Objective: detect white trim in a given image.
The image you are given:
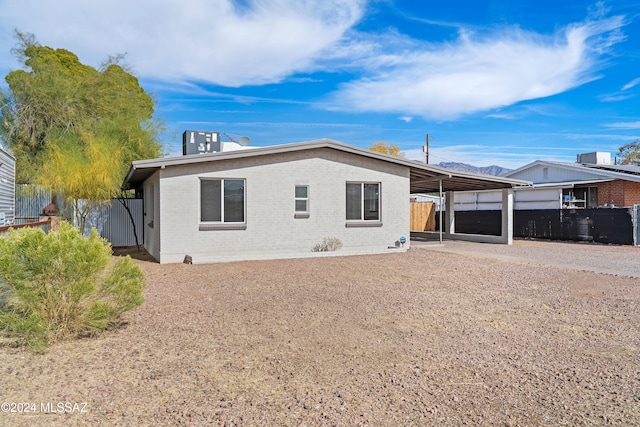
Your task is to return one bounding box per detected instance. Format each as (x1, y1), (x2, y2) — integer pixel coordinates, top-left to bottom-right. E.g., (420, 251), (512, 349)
(294, 185), (309, 216)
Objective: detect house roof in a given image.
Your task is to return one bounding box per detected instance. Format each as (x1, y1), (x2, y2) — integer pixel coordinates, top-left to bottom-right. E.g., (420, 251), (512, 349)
(123, 138), (530, 193)
(0, 146), (15, 161)
(505, 159), (640, 184)
(583, 163), (640, 177)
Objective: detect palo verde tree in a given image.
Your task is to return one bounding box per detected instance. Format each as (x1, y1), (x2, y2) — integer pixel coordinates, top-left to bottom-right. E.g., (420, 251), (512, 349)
(0, 31), (163, 233)
(369, 141), (403, 157)
(617, 139), (640, 165)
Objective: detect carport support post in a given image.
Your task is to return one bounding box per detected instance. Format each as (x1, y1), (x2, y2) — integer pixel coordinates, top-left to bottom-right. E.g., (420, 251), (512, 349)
(445, 190), (455, 235)
(501, 188), (514, 244)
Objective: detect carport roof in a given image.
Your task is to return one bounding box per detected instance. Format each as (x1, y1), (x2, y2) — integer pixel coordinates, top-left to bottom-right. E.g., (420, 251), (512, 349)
(124, 138), (530, 192)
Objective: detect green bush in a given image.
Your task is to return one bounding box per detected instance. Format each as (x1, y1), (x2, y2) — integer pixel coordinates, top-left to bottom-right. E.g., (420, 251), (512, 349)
(0, 221), (145, 351)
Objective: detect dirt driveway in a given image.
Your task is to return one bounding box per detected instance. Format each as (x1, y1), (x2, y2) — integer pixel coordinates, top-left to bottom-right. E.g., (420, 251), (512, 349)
(413, 239), (640, 278)
(1, 241), (639, 426)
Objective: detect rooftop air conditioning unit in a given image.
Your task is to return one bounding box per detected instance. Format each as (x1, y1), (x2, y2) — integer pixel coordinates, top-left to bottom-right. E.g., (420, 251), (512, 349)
(182, 131), (221, 155)
(576, 152), (611, 165)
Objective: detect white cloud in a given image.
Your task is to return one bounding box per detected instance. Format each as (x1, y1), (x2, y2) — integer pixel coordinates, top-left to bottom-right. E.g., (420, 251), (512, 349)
(599, 93), (635, 102)
(0, 0), (365, 87)
(0, 1), (629, 123)
(398, 116), (413, 123)
(485, 112), (517, 120)
(403, 145), (536, 169)
(603, 121), (640, 129)
(621, 77), (640, 91)
(329, 15), (627, 120)
(401, 131), (633, 169)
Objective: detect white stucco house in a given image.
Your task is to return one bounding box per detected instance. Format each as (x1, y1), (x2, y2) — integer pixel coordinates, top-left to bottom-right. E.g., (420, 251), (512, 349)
(123, 139), (527, 264)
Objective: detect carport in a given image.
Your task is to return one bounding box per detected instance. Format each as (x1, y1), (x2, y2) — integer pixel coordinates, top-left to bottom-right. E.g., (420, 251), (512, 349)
(408, 162), (530, 244)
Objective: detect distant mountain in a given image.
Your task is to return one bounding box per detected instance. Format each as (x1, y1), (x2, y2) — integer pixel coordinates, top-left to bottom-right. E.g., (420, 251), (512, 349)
(436, 162), (512, 177)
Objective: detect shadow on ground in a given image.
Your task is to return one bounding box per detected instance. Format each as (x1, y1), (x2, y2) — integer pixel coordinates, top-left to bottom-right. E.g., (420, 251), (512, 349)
(112, 246), (157, 263)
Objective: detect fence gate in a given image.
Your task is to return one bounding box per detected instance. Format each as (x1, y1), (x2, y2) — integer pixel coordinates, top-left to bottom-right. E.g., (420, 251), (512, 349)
(86, 199), (143, 247)
(410, 202), (436, 231)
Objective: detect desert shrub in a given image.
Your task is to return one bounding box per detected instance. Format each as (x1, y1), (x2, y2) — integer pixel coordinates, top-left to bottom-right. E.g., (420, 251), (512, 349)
(312, 237), (343, 252)
(0, 221), (144, 351)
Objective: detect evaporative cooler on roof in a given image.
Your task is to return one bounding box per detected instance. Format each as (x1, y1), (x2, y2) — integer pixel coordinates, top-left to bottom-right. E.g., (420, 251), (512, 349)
(182, 130), (221, 155)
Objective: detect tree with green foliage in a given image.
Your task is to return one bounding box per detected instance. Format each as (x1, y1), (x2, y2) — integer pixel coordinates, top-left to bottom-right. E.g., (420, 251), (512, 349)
(617, 139), (640, 165)
(0, 31), (163, 232)
(369, 141), (403, 157)
(0, 222), (145, 351)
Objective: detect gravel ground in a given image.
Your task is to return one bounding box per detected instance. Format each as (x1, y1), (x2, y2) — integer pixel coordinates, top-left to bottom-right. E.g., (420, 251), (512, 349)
(0, 240), (639, 426)
(413, 239), (640, 278)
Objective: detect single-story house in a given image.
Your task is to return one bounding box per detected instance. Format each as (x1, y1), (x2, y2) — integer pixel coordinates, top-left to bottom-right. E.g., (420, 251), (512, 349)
(123, 139), (528, 264)
(444, 152), (640, 245)
(450, 152), (640, 211)
(0, 146), (16, 226)
(503, 152), (640, 208)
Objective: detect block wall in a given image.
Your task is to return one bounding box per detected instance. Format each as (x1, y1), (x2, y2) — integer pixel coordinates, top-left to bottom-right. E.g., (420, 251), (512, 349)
(597, 180), (640, 207)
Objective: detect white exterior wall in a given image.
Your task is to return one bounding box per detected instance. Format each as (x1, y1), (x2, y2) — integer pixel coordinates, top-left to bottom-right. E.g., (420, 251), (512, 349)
(453, 188), (562, 211)
(142, 172), (161, 261)
(507, 164), (605, 184)
(154, 148), (409, 263)
(0, 148), (16, 225)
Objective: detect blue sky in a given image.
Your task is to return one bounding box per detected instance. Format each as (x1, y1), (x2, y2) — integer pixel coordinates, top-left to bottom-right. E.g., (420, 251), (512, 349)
(0, 0), (638, 168)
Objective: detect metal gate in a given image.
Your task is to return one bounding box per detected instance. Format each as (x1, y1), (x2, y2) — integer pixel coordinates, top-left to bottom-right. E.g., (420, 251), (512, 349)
(14, 187), (143, 247)
(15, 184), (51, 224)
(90, 199), (143, 247)
(634, 205), (640, 246)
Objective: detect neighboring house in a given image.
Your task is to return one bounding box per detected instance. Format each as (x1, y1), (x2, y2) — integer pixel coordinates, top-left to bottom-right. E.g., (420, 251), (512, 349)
(504, 152), (640, 208)
(0, 146), (16, 226)
(452, 152), (640, 211)
(448, 152), (640, 245)
(123, 138), (527, 264)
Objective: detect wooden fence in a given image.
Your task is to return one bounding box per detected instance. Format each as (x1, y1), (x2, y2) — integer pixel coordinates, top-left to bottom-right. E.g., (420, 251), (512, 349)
(410, 201), (436, 232)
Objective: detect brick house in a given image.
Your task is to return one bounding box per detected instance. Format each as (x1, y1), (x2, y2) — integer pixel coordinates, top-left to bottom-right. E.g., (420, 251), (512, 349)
(590, 171), (640, 207)
(503, 153), (640, 208)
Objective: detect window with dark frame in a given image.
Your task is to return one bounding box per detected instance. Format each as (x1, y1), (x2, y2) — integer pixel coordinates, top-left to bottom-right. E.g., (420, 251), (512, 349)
(346, 182), (380, 221)
(200, 178), (245, 223)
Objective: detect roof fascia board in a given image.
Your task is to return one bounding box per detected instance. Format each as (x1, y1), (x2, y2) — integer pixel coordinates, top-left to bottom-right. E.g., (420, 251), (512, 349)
(124, 138), (529, 189)
(525, 179), (614, 188)
(505, 160), (638, 181)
